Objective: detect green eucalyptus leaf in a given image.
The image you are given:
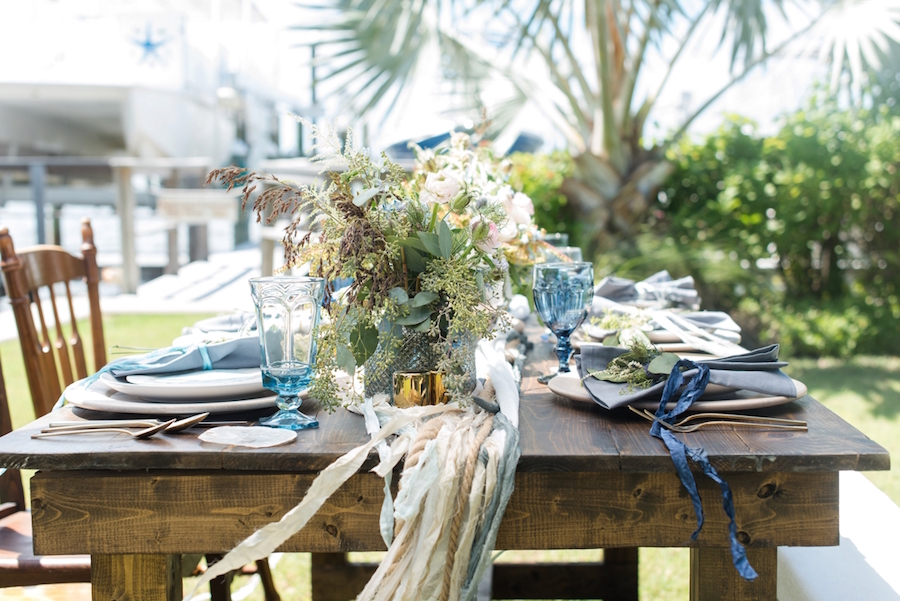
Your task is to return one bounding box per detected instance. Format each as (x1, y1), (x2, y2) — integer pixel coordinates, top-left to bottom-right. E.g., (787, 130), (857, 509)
(417, 232), (442, 257)
(389, 287), (409, 304)
(648, 352), (680, 375)
(352, 186), (379, 207)
(602, 335), (619, 347)
(438, 220), (452, 259)
(399, 236), (427, 252)
(349, 322), (379, 365)
(411, 318), (432, 332)
(393, 305), (432, 325)
(409, 290), (439, 307)
(403, 246), (426, 273)
(475, 270), (485, 292)
(587, 368), (629, 383)
(336, 343), (357, 374)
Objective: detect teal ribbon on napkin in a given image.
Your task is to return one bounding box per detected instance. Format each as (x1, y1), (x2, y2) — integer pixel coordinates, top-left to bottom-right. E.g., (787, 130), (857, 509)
(80, 337), (260, 391)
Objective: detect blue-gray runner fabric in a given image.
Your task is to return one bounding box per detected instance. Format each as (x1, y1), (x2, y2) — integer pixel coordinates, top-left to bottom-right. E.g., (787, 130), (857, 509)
(577, 344), (797, 410)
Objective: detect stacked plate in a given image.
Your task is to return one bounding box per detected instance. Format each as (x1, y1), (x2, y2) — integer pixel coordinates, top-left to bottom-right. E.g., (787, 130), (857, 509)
(64, 368), (284, 415)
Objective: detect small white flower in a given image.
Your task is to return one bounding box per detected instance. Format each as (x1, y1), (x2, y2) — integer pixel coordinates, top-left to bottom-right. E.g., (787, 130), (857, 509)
(422, 170), (460, 205)
(495, 185), (535, 226)
(497, 219), (519, 243)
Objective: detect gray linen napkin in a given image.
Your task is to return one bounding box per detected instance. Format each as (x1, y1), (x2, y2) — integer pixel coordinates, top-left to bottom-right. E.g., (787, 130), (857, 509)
(576, 344), (798, 410)
(674, 311), (741, 333)
(108, 337), (260, 378)
(593, 270), (699, 308)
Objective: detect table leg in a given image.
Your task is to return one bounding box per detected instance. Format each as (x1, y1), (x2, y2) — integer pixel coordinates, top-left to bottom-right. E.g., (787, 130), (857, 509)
(689, 547), (776, 601)
(92, 554), (182, 601)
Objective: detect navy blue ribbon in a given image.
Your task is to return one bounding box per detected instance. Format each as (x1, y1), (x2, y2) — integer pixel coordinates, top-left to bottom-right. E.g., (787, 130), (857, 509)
(649, 359), (758, 581)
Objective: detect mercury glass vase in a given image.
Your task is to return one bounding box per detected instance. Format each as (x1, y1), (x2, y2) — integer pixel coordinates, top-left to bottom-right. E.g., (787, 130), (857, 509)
(250, 276), (326, 430)
(364, 323), (476, 402)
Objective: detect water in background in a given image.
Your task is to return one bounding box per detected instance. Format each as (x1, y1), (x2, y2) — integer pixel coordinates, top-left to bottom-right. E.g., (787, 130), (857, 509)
(0, 200), (263, 270)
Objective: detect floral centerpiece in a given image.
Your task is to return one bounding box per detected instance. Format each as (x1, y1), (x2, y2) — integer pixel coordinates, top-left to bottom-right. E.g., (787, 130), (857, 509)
(411, 131), (571, 297)
(209, 123), (512, 410)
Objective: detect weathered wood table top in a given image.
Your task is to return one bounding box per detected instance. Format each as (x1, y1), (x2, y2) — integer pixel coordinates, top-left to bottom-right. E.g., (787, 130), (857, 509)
(0, 330), (889, 601)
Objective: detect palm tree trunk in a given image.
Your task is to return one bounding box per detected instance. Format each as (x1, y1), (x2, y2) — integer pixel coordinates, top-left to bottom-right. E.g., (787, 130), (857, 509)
(561, 153), (673, 253)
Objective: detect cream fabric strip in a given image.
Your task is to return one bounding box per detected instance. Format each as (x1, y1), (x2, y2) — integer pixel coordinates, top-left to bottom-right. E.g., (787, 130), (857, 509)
(184, 402), (455, 600)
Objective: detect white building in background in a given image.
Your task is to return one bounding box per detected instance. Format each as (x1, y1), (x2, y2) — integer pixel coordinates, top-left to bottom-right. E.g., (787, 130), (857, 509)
(0, 0), (313, 165)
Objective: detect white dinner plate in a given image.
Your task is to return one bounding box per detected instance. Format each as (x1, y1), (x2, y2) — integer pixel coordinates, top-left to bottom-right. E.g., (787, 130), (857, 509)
(547, 371), (807, 413)
(583, 326), (682, 344)
(99, 368), (267, 402)
(65, 378), (279, 415)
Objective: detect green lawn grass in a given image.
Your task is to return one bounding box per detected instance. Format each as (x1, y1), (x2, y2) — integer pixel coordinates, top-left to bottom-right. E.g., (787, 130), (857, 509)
(4, 320), (894, 600)
(786, 357), (900, 502)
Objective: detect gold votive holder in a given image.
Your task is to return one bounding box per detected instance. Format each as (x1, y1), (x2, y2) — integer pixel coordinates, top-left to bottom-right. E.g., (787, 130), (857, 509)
(391, 371), (454, 407)
(429, 371), (450, 405)
(392, 372), (432, 408)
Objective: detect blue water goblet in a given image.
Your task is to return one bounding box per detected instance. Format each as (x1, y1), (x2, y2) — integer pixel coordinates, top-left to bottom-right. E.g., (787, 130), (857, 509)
(250, 276), (326, 430)
(532, 262), (594, 384)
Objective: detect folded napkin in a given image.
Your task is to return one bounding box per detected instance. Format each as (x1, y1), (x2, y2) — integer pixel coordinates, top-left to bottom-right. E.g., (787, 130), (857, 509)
(671, 311), (741, 334)
(593, 270), (699, 309)
(576, 344), (798, 410)
(107, 337), (260, 378)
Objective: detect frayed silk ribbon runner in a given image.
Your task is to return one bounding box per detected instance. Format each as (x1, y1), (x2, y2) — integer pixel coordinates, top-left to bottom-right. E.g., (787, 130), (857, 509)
(649, 358), (758, 581)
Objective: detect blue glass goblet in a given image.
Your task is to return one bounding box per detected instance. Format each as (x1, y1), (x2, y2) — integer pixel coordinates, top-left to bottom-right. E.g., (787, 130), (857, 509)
(532, 262), (594, 384)
(250, 276), (326, 430)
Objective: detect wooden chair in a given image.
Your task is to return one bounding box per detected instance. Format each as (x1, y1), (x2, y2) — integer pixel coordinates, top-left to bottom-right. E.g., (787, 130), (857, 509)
(0, 219), (106, 417)
(0, 348), (92, 587)
(0, 220), (281, 601)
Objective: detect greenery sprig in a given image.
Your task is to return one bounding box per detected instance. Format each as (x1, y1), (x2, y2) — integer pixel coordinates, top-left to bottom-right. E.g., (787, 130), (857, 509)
(585, 340), (680, 393)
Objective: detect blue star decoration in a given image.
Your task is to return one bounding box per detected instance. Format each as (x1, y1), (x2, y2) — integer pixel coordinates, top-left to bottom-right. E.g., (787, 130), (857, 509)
(132, 23), (170, 65)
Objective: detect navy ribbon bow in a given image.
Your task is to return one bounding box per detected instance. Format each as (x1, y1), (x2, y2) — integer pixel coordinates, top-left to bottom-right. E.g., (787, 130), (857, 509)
(650, 358), (758, 581)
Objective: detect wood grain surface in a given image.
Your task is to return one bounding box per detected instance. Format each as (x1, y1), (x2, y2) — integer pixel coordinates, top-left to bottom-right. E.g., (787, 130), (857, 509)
(91, 554), (181, 601)
(0, 326), (888, 474)
(31, 470), (837, 555)
(690, 547), (777, 601)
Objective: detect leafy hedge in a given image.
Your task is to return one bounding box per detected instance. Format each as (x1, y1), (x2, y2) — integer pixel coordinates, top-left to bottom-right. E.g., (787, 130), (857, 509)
(508, 151), (581, 247)
(518, 93), (900, 357)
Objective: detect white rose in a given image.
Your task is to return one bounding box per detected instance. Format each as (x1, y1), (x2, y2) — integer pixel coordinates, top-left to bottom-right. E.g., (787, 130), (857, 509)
(497, 219), (519, 243)
(422, 170), (460, 205)
(505, 192), (535, 225)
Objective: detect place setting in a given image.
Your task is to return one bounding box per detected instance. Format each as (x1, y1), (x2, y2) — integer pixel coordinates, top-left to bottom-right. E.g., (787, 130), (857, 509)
(31, 276), (330, 447)
(535, 263), (809, 424)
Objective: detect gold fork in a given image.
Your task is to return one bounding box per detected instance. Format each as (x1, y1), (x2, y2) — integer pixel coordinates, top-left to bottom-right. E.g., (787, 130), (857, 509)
(628, 406), (808, 433)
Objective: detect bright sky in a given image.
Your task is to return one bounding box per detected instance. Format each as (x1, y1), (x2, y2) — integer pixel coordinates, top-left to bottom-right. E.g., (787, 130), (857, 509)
(0, 0), (836, 154)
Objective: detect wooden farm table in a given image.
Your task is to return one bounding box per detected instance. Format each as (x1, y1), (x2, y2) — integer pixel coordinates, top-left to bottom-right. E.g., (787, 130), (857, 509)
(0, 334), (888, 601)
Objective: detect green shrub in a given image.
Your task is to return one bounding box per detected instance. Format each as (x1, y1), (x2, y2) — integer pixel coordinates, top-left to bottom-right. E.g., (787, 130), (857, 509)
(508, 151), (581, 247)
(651, 94), (900, 357)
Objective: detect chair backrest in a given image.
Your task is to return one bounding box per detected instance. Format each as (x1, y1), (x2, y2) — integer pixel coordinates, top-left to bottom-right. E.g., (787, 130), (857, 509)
(0, 351), (25, 512)
(0, 219), (106, 417)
